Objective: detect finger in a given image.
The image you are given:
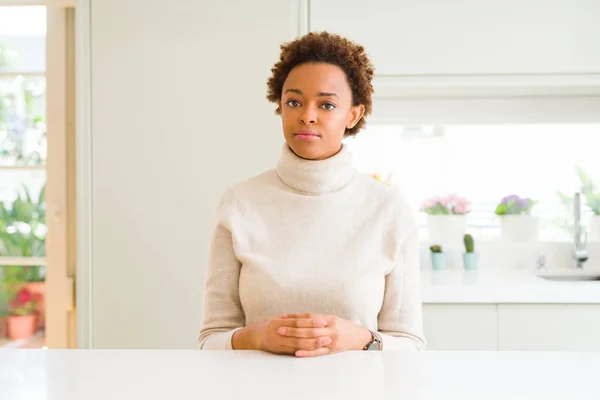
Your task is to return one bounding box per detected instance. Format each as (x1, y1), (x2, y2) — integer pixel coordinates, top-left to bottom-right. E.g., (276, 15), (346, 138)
(295, 347), (332, 358)
(272, 345), (299, 355)
(280, 335), (332, 350)
(279, 318), (328, 328)
(261, 339), (298, 355)
(277, 326), (330, 338)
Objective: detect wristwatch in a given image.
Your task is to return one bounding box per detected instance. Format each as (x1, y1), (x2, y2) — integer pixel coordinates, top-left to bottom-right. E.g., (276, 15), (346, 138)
(363, 330), (382, 351)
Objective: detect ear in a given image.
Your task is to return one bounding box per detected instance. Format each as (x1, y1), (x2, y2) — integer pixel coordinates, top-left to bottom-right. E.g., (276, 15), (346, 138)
(346, 104), (365, 130)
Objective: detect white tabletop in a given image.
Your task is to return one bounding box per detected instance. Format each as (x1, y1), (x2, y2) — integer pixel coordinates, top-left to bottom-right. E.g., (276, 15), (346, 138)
(1, 349), (599, 399)
(421, 268), (600, 303)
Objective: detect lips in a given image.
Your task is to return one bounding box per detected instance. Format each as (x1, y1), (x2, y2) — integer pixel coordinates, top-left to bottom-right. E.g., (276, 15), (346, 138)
(295, 130), (320, 137)
(294, 130), (321, 142)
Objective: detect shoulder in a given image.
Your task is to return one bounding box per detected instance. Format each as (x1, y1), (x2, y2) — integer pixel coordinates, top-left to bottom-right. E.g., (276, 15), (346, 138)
(216, 169), (279, 210)
(221, 169), (277, 199)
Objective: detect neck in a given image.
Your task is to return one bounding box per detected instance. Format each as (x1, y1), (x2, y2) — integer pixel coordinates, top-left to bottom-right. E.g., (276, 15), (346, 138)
(275, 142), (355, 195)
(292, 145), (342, 161)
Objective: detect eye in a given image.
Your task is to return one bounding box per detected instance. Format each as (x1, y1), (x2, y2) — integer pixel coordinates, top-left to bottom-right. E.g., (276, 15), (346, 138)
(285, 99), (301, 108)
(321, 103), (336, 111)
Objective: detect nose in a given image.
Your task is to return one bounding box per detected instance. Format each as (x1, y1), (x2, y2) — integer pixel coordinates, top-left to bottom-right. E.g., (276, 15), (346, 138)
(299, 106), (317, 125)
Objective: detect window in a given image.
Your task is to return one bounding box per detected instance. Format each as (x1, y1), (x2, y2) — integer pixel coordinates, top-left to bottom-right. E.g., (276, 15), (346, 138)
(0, 5), (47, 345)
(0, 5), (47, 239)
(345, 123), (600, 241)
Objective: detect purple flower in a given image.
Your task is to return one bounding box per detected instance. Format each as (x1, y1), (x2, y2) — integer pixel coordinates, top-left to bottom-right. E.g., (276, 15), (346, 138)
(497, 194), (535, 215)
(501, 195), (519, 205)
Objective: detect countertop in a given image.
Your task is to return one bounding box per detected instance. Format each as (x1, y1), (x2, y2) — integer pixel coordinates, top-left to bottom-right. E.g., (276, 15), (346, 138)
(421, 268), (600, 304)
(1, 349), (599, 399)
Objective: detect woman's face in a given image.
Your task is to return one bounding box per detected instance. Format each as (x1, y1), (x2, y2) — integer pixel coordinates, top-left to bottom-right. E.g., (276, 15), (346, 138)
(280, 62), (365, 160)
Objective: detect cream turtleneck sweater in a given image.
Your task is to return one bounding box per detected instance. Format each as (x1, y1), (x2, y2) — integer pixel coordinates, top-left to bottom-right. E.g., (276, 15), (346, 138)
(198, 143), (426, 351)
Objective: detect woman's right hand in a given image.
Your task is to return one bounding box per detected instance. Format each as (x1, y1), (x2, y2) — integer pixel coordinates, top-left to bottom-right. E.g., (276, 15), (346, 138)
(232, 316), (332, 355)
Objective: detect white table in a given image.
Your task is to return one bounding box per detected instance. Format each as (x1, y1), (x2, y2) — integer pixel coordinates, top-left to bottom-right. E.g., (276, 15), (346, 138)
(1, 349), (599, 399)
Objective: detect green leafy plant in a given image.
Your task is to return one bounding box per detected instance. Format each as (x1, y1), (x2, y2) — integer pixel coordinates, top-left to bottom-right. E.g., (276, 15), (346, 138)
(464, 234), (474, 253)
(0, 183), (46, 256)
(557, 165), (600, 215)
(0, 284), (9, 321)
(429, 244), (443, 253)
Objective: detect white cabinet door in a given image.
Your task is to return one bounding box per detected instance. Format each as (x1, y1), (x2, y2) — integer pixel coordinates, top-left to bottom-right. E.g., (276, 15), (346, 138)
(423, 304), (498, 350)
(498, 304), (600, 351)
(310, 0), (600, 77)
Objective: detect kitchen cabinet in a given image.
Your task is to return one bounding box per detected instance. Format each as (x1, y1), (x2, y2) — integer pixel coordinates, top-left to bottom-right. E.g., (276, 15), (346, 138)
(424, 303), (600, 351)
(498, 304), (600, 351)
(423, 304), (497, 350)
(309, 0), (600, 97)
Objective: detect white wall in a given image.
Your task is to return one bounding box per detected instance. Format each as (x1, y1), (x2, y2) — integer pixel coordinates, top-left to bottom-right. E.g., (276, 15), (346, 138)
(90, 0), (300, 348)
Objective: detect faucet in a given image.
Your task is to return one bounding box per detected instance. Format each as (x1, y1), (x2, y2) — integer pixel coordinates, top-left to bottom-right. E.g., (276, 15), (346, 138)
(573, 190), (589, 268)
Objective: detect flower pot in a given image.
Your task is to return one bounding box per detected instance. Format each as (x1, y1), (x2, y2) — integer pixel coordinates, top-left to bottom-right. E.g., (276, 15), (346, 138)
(499, 215), (539, 241)
(427, 215), (467, 249)
(589, 215), (600, 241)
(24, 282), (45, 329)
(7, 315), (37, 340)
(463, 253), (479, 270)
(1, 316), (8, 338)
(431, 253), (447, 270)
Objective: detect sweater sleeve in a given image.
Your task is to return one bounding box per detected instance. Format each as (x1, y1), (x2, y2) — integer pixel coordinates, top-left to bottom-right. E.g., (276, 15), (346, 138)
(377, 191), (427, 351)
(198, 189), (246, 350)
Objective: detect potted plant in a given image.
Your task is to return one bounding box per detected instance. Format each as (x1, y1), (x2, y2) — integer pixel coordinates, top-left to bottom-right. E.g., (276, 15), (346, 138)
(7, 287), (37, 339)
(463, 234), (478, 270)
(430, 245), (446, 270)
(495, 194), (539, 241)
(1, 265), (45, 333)
(0, 184), (46, 331)
(422, 193), (471, 249)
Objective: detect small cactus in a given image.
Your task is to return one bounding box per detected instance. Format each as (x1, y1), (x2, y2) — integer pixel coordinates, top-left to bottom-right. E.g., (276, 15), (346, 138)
(430, 244), (443, 253)
(464, 234), (474, 253)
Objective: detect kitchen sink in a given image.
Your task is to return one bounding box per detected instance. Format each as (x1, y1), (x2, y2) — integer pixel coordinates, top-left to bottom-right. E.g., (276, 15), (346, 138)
(536, 269), (600, 281)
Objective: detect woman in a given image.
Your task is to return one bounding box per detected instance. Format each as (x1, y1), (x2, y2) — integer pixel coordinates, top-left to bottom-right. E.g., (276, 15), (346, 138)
(198, 32), (426, 357)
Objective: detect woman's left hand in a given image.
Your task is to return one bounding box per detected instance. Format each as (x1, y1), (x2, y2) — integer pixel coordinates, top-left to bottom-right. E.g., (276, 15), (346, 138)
(277, 313), (373, 358)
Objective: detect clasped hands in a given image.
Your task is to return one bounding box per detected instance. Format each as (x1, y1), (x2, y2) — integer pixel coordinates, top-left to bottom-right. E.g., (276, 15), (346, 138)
(235, 313), (373, 358)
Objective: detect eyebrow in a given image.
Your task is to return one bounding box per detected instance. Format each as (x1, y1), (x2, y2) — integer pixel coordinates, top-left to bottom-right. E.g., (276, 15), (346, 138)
(284, 89), (339, 98)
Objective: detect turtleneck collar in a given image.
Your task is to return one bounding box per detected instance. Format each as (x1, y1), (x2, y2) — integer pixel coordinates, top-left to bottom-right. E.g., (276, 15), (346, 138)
(275, 142), (356, 195)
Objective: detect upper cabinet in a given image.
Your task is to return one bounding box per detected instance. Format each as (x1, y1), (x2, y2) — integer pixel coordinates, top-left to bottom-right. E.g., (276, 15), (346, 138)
(309, 0), (600, 97)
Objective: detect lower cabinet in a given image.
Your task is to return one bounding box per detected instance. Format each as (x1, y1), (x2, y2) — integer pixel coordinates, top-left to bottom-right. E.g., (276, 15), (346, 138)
(497, 304), (600, 351)
(423, 304), (600, 351)
(423, 304), (498, 350)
